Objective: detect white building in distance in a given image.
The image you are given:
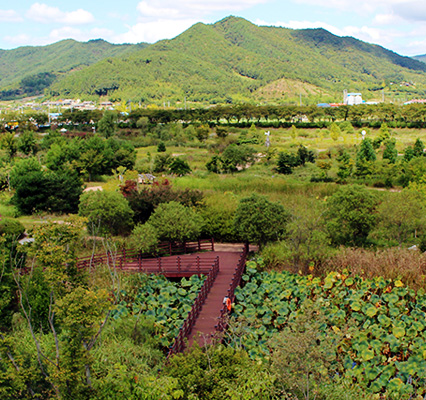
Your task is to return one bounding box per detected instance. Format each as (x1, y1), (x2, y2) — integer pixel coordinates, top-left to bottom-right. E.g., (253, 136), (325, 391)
(344, 92), (363, 105)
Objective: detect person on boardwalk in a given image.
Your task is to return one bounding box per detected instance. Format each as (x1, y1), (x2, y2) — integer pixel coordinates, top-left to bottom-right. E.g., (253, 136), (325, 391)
(223, 296), (232, 312)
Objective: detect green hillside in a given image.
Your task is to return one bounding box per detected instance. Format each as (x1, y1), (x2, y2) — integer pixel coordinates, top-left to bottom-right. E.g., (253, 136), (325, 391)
(413, 54), (426, 63)
(0, 39), (147, 99)
(7, 16), (426, 104)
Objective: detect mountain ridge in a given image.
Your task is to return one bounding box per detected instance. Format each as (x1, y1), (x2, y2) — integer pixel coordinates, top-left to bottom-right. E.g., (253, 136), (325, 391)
(2, 16), (426, 104)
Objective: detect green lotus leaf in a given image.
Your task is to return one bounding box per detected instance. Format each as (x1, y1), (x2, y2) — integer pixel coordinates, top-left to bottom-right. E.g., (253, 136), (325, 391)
(363, 304), (378, 318)
(350, 301), (362, 311)
(180, 277), (191, 287)
(277, 304), (289, 316)
(378, 314), (392, 328)
(364, 364), (380, 381)
(386, 378), (404, 392)
(360, 347), (375, 361)
(392, 324), (406, 338)
(345, 277), (354, 286)
(406, 325), (418, 339)
(369, 379), (385, 393)
(389, 306), (400, 317)
(274, 315), (287, 327)
(145, 309), (156, 317)
(383, 292), (399, 304)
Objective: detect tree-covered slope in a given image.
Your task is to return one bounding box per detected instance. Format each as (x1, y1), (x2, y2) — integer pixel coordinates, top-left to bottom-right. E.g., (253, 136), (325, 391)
(413, 54), (426, 64)
(0, 39), (147, 99)
(37, 17), (426, 103)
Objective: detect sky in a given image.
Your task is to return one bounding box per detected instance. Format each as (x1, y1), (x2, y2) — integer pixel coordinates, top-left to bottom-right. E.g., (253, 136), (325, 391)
(1, 0), (426, 56)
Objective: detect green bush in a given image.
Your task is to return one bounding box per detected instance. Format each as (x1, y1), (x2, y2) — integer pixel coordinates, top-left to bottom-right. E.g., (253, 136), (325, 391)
(0, 218), (25, 238)
(79, 191), (134, 236)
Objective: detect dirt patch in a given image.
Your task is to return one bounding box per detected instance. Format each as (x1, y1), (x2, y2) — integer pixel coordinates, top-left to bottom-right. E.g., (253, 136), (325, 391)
(214, 243), (258, 252)
(83, 186), (103, 192)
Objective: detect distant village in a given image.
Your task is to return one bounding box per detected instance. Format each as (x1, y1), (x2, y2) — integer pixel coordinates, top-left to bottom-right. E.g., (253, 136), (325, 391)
(2, 91), (426, 117)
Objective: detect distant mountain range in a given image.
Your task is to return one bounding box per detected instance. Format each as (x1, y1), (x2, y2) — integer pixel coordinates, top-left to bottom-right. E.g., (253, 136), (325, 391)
(413, 54), (426, 64)
(0, 39), (146, 100)
(2, 16), (426, 104)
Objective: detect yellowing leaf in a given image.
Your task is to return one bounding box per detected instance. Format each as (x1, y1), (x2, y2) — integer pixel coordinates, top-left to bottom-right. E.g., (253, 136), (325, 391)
(394, 280), (404, 287)
(332, 325), (340, 334)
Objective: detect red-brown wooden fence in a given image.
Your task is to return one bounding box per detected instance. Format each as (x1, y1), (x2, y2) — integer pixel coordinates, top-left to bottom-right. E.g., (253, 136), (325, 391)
(215, 243), (249, 333)
(166, 256), (220, 360)
(76, 238), (214, 271)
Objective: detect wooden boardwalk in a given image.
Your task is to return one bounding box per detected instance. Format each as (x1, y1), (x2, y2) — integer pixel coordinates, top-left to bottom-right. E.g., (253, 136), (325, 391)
(187, 251), (241, 347)
(76, 242), (249, 356)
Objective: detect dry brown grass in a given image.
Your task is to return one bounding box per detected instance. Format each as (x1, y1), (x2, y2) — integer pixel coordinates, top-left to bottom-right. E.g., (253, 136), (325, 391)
(324, 247), (426, 290)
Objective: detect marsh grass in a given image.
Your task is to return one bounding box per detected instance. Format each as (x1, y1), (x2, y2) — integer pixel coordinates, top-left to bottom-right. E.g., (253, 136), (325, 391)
(325, 247), (426, 291)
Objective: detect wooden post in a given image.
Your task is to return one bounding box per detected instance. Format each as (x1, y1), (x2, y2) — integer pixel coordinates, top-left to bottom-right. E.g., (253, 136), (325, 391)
(177, 256), (181, 274)
(196, 256), (200, 276)
(169, 241), (172, 256)
(211, 237), (214, 251)
(198, 238), (201, 251)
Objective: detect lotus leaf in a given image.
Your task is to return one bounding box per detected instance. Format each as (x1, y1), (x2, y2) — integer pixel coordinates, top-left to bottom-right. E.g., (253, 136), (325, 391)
(377, 317), (392, 332)
(386, 377), (404, 392)
(389, 306), (400, 317)
(350, 301), (362, 311)
(363, 304), (378, 318)
(392, 324), (406, 338)
(383, 292), (399, 304)
(274, 316), (286, 327)
(360, 347), (375, 361)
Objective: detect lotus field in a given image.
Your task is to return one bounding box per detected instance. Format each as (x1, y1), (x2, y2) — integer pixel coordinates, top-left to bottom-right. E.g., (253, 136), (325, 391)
(113, 273), (206, 347)
(231, 260), (426, 396)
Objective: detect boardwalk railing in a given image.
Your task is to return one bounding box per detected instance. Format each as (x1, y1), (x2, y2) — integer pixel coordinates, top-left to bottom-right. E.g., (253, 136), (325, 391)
(167, 256), (220, 360)
(215, 242), (249, 333)
(76, 238), (214, 270)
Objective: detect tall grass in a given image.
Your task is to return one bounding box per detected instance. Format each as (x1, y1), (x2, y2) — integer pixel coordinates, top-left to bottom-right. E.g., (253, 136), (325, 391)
(325, 247), (426, 291)
(174, 174), (338, 201)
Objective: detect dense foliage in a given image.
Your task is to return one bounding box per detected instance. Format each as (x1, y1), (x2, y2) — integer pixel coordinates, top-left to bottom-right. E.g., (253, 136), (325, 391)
(232, 259), (426, 397)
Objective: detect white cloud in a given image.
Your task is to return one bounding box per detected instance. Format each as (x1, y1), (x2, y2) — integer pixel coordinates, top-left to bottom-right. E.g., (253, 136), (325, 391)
(116, 0), (268, 44)
(392, 1), (426, 22)
(293, 0), (426, 23)
(0, 9), (23, 23)
(136, 0), (268, 21)
(3, 33), (34, 47)
(4, 27), (116, 48)
(114, 18), (199, 44)
(255, 18), (399, 50)
(373, 13), (401, 25)
(26, 3), (94, 25)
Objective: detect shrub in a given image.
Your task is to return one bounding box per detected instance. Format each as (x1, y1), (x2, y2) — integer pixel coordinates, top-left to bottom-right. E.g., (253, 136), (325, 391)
(148, 201), (203, 242)
(79, 191), (134, 236)
(234, 194), (289, 248)
(129, 223), (159, 253)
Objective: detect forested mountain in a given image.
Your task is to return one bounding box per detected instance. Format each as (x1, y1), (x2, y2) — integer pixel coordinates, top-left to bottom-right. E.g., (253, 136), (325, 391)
(413, 54), (426, 63)
(0, 39), (147, 99)
(4, 16), (426, 104)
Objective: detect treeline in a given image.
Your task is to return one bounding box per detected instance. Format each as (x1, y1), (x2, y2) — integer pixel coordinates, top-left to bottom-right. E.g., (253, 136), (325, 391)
(61, 103), (426, 129)
(6, 103), (426, 133)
